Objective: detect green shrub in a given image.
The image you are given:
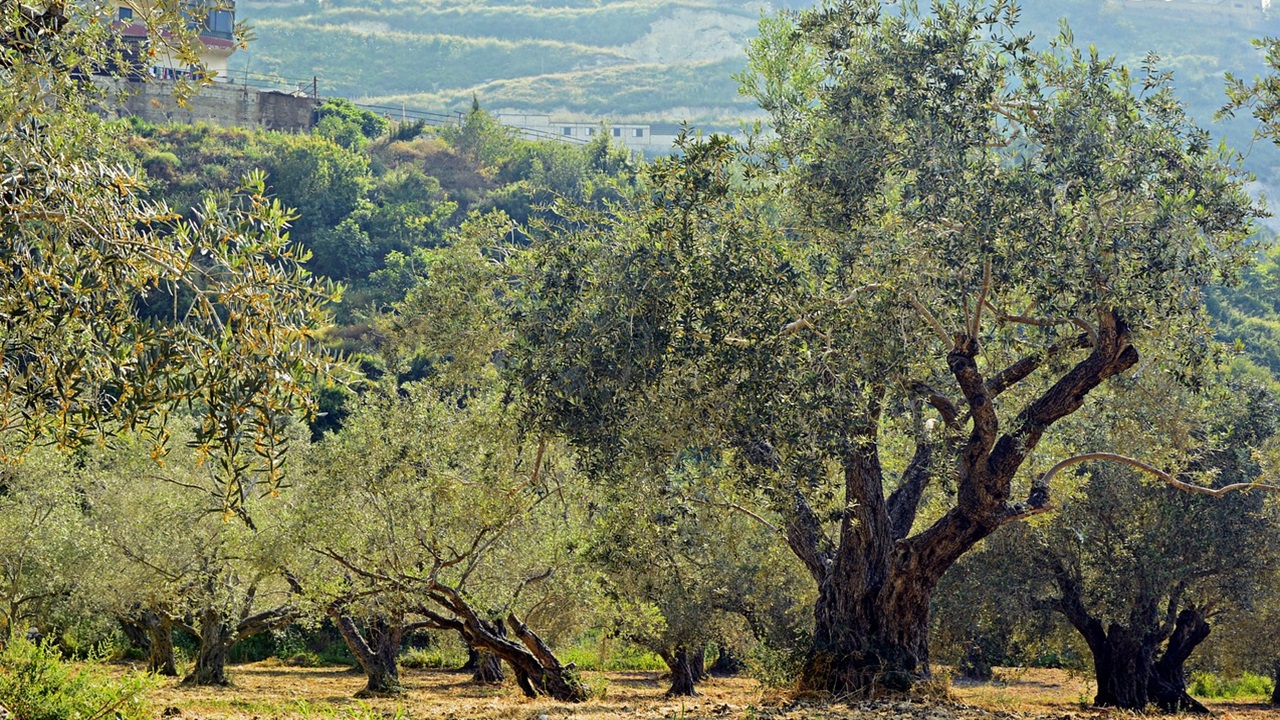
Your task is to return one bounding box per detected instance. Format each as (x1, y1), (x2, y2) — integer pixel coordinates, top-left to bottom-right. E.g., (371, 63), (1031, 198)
(1189, 671), (1275, 699)
(555, 640), (666, 672)
(0, 640), (155, 720)
(400, 647), (461, 669)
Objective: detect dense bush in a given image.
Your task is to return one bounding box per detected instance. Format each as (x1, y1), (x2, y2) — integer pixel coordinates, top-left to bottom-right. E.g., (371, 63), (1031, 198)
(1189, 671), (1275, 699)
(0, 641), (155, 720)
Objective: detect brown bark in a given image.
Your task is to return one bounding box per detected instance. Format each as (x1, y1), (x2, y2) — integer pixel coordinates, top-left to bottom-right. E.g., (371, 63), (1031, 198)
(331, 611), (404, 697)
(1271, 661), (1280, 706)
(183, 600), (297, 686)
(411, 586), (587, 702)
(118, 616), (151, 658)
(184, 609), (231, 686)
(690, 644), (707, 681)
(472, 651), (505, 684)
(665, 646), (698, 696)
(143, 610), (178, 677)
(470, 620), (506, 684)
(1149, 608), (1210, 714)
(790, 315), (1138, 695)
(710, 645), (743, 676)
(1054, 563), (1209, 713)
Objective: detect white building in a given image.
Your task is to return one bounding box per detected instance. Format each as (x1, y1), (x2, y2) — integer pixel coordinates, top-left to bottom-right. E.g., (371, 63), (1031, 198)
(497, 113), (687, 153)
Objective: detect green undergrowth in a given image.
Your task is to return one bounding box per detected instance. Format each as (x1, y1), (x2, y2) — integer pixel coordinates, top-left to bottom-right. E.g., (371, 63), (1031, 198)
(1189, 671), (1274, 699)
(556, 639), (667, 672)
(0, 639), (155, 720)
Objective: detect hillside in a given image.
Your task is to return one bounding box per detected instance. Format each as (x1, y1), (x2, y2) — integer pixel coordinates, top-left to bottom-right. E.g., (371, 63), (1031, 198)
(232, 0), (765, 124)
(231, 1), (1278, 134)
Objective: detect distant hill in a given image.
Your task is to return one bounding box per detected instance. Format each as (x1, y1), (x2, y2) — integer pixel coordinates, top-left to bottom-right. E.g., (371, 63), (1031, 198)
(231, 0), (765, 125)
(230, 1), (1280, 167)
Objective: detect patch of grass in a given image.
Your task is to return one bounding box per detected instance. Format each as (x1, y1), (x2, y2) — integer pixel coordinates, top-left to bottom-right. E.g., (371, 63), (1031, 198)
(556, 641), (666, 672)
(400, 646), (465, 670)
(1189, 671), (1275, 699)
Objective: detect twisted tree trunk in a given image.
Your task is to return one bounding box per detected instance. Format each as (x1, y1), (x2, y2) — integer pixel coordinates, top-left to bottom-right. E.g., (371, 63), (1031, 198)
(710, 644), (742, 676)
(664, 646), (698, 696)
(332, 612), (404, 697)
(184, 609), (231, 686)
(142, 610), (178, 676)
(1056, 571), (1210, 714)
(788, 318), (1136, 695)
(413, 586), (587, 702)
(1149, 608), (1211, 714)
(183, 602), (297, 686)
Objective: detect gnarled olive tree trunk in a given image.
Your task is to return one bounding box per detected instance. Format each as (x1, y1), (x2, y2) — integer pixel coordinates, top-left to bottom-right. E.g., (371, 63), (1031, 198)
(414, 584), (586, 702)
(782, 321), (1137, 695)
(661, 646), (699, 696)
(1055, 570), (1210, 714)
(141, 610), (178, 676)
(182, 603), (297, 686)
(331, 612), (405, 697)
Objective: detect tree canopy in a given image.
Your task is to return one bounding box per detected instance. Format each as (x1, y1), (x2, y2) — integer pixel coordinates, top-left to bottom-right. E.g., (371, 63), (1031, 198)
(512, 0), (1261, 696)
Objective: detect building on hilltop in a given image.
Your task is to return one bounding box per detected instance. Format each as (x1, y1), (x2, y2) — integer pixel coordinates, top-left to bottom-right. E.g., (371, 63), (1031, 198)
(98, 1), (318, 132)
(496, 113), (692, 154)
(110, 0), (237, 81)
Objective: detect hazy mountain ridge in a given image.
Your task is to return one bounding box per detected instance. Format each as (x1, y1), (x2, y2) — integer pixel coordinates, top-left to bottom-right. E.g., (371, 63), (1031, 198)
(231, 0), (1280, 152)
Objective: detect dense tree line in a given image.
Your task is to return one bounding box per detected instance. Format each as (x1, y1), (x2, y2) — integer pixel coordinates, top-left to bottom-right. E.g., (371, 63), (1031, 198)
(7, 0), (1280, 716)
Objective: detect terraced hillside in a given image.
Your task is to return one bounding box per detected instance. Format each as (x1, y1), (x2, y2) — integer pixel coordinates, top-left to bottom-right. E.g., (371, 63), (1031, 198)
(232, 0), (765, 124)
(230, 0), (1280, 145)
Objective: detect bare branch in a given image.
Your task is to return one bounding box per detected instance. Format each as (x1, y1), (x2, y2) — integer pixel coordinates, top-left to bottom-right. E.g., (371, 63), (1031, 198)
(1034, 452), (1280, 499)
(837, 284), (884, 306)
(969, 258), (992, 338)
(909, 296), (953, 350)
(688, 497), (780, 534)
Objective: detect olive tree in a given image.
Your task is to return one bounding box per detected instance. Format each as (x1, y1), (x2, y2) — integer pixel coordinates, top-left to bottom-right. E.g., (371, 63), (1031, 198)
(291, 228), (591, 701)
(298, 382), (589, 701)
(513, 0), (1260, 695)
(84, 429), (303, 685)
(0, 450), (98, 642)
(942, 376), (1280, 712)
(1, 1), (336, 507)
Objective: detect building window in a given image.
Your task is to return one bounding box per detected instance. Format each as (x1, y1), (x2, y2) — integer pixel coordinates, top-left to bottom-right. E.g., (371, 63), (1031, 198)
(634, 128), (644, 138)
(203, 9), (234, 38)
(612, 128), (621, 137)
(587, 128), (594, 136)
(562, 127), (572, 136)
(118, 6), (133, 20)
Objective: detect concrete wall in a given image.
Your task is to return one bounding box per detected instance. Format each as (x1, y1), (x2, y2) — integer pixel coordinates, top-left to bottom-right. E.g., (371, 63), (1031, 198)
(98, 78), (318, 132)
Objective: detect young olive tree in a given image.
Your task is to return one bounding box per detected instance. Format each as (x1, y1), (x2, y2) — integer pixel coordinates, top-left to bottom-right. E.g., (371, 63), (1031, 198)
(294, 226), (591, 700)
(299, 383), (589, 701)
(0, 450), (99, 643)
(84, 429), (303, 685)
(586, 457), (809, 696)
(513, 0), (1260, 695)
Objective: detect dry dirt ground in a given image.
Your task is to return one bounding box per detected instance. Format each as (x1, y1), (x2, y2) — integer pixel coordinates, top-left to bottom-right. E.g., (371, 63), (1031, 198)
(146, 663), (1279, 720)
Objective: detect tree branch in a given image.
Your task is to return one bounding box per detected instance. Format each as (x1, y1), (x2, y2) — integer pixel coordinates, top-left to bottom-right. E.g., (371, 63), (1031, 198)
(687, 497), (780, 535)
(984, 333), (1091, 399)
(910, 295), (953, 350)
(886, 439), (934, 541)
(1034, 452), (1280, 500)
(968, 258), (992, 338)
